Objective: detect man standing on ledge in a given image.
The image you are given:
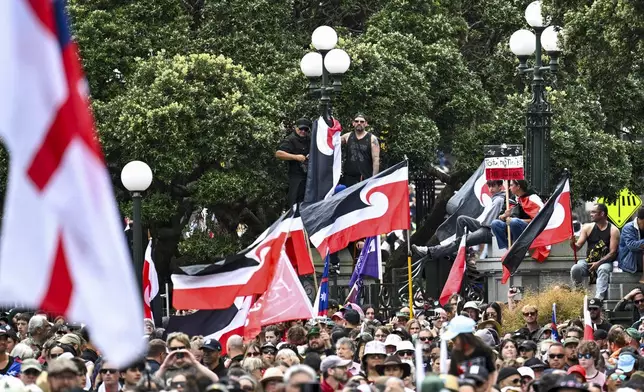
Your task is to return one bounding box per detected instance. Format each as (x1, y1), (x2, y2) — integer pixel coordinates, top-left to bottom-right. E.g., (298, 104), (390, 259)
(276, 118), (312, 206)
(341, 113), (379, 187)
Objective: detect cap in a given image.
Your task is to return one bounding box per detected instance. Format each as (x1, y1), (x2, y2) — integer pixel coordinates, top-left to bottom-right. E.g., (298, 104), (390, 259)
(588, 298), (603, 308)
(567, 365), (587, 380)
(626, 328), (642, 341)
(20, 359), (42, 373)
(463, 301), (479, 311)
(344, 309), (360, 326)
(564, 337), (580, 346)
(474, 329), (496, 347)
(320, 355), (353, 373)
(395, 341), (415, 353)
(461, 364), (489, 384)
(376, 355), (411, 378)
(307, 327), (321, 338)
(47, 358), (79, 376)
(498, 367), (520, 383)
(618, 352), (637, 373)
(549, 375), (588, 392)
(517, 367), (535, 379)
(384, 334), (402, 347)
(594, 329), (608, 340)
(295, 118), (312, 129)
(442, 316), (476, 341)
(202, 338), (222, 351)
(58, 333), (81, 347)
(363, 341), (387, 356)
(519, 340), (537, 351)
(331, 313), (345, 321)
(524, 358), (546, 369)
(261, 342), (277, 353)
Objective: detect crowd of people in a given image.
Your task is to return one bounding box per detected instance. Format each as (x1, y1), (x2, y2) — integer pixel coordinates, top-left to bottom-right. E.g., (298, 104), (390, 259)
(3, 290), (644, 392)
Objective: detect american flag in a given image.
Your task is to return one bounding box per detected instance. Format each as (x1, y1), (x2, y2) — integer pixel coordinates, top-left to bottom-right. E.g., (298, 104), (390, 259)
(551, 303), (560, 341)
(314, 254), (330, 316)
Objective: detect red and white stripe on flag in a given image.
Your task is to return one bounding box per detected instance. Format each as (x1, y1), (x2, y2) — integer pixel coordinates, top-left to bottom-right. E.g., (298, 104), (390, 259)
(0, 1), (145, 366)
(143, 240), (159, 321)
(439, 229), (468, 306)
(484, 156), (524, 180)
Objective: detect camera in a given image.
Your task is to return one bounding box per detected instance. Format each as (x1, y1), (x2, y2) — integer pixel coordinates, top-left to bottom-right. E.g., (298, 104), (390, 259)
(175, 352), (184, 359)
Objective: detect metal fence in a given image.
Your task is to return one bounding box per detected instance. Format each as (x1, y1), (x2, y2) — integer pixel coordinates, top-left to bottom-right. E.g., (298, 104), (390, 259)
(410, 170), (436, 226)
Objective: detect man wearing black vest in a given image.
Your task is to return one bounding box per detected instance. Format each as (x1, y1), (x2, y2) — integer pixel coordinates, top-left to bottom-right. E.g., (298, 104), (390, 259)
(276, 118), (312, 207)
(341, 114), (379, 187)
(570, 203), (620, 299)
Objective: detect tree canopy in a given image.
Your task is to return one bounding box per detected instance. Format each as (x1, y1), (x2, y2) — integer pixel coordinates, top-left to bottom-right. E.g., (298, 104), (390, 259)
(50, 0), (644, 277)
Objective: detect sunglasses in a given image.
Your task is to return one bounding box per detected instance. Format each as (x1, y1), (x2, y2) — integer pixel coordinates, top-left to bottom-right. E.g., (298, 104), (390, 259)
(635, 300), (644, 305)
(549, 354), (565, 359)
(610, 373), (627, 381)
(100, 369), (118, 375)
(399, 351), (414, 356)
(169, 346), (186, 351)
(298, 127), (310, 132)
(419, 336), (433, 342)
(49, 353), (61, 359)
(523, 312), (537, 317)
(246, 352), (261, 357)
(354, 120), (366, 124)
(171, 382), (186, 388)
(261, 350), (277, 355)
(578, 353), (593, 359)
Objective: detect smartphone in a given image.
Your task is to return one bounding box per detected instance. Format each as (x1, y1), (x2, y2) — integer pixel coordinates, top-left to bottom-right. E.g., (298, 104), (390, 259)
(175, 352), (184, 359)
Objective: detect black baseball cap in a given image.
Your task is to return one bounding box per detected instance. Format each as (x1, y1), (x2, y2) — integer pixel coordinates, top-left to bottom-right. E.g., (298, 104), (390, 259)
(202, 338), (222, 351)
(296, 118), (312, 129)
(588, 298), (603, 308)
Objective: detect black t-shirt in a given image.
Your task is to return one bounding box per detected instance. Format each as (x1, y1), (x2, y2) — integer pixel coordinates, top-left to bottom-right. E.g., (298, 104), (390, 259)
(595, 320), (612, 332)
(278, 133), (310, 178)
(449, 346), (496, 377)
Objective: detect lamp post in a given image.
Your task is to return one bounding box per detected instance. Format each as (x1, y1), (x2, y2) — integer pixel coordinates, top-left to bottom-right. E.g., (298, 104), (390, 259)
(300, 26), (351, 125)
(121, 160), (153, 293)
(509, 0), (563, 196)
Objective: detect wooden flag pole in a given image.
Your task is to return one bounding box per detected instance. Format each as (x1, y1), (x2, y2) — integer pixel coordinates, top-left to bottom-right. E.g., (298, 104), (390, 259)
(505, 180), (512, 248)
(406, 228), (414, 319)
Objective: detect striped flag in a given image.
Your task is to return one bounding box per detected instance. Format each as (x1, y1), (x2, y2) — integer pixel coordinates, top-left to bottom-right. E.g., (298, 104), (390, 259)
(304, 117), (342, 202)
(583, 296), (594, 340)
(142, 240), (159, 322)
(439, 229), (468, 306)
(0, 1), (144, 366)
(314, 254), (330, 316)
(551, 303), (560, 341)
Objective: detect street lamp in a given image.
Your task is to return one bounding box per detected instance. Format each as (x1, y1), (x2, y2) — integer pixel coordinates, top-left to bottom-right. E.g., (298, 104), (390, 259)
(509, 0), (563, 196)
(121, 160), (153, 293)
(300, 26), (351, 125)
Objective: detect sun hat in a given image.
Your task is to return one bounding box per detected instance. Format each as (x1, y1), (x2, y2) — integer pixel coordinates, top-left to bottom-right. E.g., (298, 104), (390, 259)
(517, 367), (535, 380)
(463, 301), (479, 311)
(477, 319), (502, 334)
(363, 341), (387, 356)
(384, 334), (402, 347)
(375, 355), (411, 378)
(441, 316), (476, 341)
(320, 355), (353, 373)
(395, 341), (415, 353)
(260, 367), (284, 385)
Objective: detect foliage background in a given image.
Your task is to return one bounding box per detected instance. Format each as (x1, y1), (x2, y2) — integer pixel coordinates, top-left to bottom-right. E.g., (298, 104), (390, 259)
(2, 0), (638, 277)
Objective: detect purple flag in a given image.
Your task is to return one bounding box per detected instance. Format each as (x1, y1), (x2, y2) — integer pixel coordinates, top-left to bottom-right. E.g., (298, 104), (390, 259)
(348, 236), (381, 289)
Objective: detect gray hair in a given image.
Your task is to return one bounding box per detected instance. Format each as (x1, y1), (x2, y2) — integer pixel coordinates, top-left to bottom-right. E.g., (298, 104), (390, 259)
(241, 357), (264, 373)
(227, 335), (244, 351)
(28, 315), (48, 335)
(336, 337), (355, 353)
(284, 364), (317, 384)
(276, 349), (300, 365)
(10, 343), (34, 359)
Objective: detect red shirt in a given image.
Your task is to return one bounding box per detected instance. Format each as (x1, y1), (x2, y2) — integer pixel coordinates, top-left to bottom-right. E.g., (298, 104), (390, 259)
(321, 378), (343, 392)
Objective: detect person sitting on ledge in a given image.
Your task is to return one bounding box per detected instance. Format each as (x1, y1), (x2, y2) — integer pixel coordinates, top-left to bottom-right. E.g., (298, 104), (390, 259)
(617, 206), (644, 283)
(490, 180), (543, 250)
(569, 203), (620, 300)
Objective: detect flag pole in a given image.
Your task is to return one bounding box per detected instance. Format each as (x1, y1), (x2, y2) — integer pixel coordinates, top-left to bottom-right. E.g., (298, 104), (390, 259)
(565, 169), (578, 263)
(505, 180), (512, 248)
(404, 155), (413, 319)
(303, 228), (319, 292)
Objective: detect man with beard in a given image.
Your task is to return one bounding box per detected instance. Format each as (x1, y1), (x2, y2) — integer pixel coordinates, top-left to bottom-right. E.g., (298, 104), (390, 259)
(586, 298), (612, 331)
(341, 113), (380, 187)
(564, 338), (580, 369)
(306, 327), (333, 357)
(276, 117), (312, 206)
(320, 355), (351, 392)
(201, 338), (226, 378)
(48, 358), (81, 392)
(570, 203), (620, 299)
(24, 314), (50, 357)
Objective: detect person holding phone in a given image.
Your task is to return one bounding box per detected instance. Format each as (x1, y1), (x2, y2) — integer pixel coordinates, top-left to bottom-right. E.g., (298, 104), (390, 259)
(155, 332), (219, 384)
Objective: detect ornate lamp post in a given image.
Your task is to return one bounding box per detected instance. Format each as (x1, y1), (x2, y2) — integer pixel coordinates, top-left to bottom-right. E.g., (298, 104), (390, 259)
(121, 160), (153, 293)
(300, 26), (351, 125)
(509, 1), (563, 196)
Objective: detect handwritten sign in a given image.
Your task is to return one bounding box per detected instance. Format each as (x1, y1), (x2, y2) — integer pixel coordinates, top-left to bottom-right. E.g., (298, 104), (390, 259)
(484, 144), (524, 180)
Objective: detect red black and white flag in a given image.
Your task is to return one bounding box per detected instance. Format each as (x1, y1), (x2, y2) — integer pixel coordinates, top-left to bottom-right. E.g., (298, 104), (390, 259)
(165, 296), (252, 356)
(435, 162), (494, 245)
(142, 240), (159, 321)
(284, 208), (314, 276)
(304, 117), (342, 202)
(171, 208), (306, 309)
(301, 161), (410, 258)
(484, 144), (524, 180)
(439, 229), (468, 305)
(501, 173), (573, 283)
(583, 296), (594, 340)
